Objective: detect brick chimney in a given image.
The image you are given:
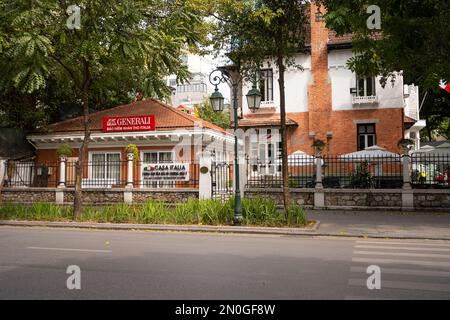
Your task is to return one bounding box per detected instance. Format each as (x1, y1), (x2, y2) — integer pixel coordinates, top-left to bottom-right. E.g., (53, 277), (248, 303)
(308, 2), (332, 153)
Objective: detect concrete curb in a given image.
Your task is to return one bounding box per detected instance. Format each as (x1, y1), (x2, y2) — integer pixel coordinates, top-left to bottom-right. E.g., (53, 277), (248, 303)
(1, 220), (449, 240)
(0, 220), (320, 236)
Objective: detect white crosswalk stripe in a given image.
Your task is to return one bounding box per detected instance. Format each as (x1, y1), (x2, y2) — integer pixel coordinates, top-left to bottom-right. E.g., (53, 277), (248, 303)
(347, 239), (450, 300)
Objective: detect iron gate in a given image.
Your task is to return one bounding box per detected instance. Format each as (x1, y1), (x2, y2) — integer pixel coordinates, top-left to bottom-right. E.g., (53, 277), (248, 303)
(211, 161), (233, 201)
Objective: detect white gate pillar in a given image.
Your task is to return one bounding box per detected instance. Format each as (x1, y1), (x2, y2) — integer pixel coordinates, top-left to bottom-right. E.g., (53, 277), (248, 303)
(199, 155), (212, 200)
(402, 154), (414, 210)
(233, 158), (246, 199)
(314, 156), (325, 209)
(0, 159), (6, 186)
(58, 156), (67, 188)
(126, 153), (134, 189)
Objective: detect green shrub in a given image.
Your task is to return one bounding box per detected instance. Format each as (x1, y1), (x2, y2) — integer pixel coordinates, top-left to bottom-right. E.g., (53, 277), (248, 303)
(172, 199), (198, 224)
(138, 200), (169, 224)
(101, 203), (133, 223)
(0, 202), (27, 219)
(31, 202), (69, 221)
(198, 199), (233, 225)
(0, 198), (308, 227)
(286, 203), (307, 226)
(242, 197), (284, 227)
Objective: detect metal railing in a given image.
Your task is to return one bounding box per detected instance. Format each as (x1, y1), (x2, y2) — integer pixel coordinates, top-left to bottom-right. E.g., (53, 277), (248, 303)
(246, 157), (315, 188)
(3, 160), (199, 189)
(411, 153), (450, 189)
(2, 161), (59, 188)
(247, 155), (405, 189)
(323, 156), (403, 189)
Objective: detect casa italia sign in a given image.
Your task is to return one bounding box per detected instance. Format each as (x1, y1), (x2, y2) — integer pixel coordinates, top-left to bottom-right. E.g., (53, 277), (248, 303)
(142, 163), (190, 181)
(102, 115), (156, 133)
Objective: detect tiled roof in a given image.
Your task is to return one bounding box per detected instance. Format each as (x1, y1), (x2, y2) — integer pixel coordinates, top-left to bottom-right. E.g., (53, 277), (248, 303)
(328, 30), (353, 45)
(238, 113), (298, 128)
(41, 99), (226, 134)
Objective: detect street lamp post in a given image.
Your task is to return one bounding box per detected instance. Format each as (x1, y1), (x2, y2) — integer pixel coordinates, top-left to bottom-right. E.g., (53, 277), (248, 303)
(209, 68), (262, 224)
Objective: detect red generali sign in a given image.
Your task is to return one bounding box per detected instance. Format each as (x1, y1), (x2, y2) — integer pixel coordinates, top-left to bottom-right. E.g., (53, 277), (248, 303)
(102, 115), (156, 133)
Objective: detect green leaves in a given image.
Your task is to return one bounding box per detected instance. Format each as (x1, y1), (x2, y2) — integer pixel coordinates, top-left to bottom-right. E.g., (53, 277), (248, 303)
(0, 0), (209, 129)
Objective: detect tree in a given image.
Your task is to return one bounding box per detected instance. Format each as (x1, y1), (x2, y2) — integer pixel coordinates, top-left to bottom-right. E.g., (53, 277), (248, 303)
(195, 100), (231, 129)
(0, 0), (206, 218)
(211, 0), (309, 213)
(318, 0), (450, 139)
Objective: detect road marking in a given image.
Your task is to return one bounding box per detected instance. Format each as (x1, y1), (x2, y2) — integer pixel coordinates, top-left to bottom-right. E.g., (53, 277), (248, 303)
(345, 296), (392, 300)
(349, 278), (450, 293)
(352, 257), (450, 268)
(355, 245), (450, 252)
(27, 247), (112, 253)
(350, 266), (450, 278)
(354, 250), (450, 259)
(356, 240), (450, 247)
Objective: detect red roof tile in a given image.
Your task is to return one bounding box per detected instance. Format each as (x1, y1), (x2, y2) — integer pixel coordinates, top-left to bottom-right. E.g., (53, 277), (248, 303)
(41, 99), (226, 134)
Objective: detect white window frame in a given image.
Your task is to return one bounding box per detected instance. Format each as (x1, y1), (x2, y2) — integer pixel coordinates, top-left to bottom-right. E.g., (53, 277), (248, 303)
(249, 129), (281, 176)
(87, 151), (122, 187)
(357, 124), (377, 151)
(140, 150), (176, 189)
(356, 75), (376, 97)
(258, 69), (274, 103)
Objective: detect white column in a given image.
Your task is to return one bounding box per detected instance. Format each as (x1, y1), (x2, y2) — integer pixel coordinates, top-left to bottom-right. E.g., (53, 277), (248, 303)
(314, 155), (325, 209)
(58, 156), (67, 188)
(199, 155), (212, 200)
(315, 156), (323, 189)
(126, 153), (134, 189)
(402, 155), (412, 189)
(402, 154), (414, 210)
(0, 159), (6, 186)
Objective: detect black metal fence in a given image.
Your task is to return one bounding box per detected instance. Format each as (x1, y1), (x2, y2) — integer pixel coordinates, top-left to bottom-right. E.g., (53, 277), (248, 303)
(4, 154), (450, 190)
(411, 153), (450, 189)
(2, 161), (59, 188)
(246, 155), (404, 189)
(3, 160), (199, 189)
(246, 157), (315, 188)
(212, 161), (233, 201)
(323, 156), (403, 189)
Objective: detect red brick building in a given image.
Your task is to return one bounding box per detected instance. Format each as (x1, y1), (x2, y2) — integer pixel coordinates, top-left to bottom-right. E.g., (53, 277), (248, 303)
(239, 3), (424, 160)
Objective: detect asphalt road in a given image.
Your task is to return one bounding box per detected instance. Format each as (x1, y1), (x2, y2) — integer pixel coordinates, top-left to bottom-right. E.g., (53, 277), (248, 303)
(1, 226), (450, 300)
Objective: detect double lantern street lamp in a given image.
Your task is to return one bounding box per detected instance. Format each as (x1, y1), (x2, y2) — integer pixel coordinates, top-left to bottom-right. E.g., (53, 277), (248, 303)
(209, 67), (262, 224)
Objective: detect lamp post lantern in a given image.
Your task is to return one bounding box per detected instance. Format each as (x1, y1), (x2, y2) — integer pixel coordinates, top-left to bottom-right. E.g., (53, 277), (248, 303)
(209, 68), (262, 224)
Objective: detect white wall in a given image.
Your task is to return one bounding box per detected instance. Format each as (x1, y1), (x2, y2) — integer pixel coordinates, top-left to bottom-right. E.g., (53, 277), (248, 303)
(328, 49), (405, 111)
(241, 54), (311, 115)
(240, 49), (407, 116)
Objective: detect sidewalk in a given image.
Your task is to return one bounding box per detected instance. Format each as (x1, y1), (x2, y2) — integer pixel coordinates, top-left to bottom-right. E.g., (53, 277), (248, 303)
(307, 210), (450, 240)
(1, 210), (450, 240)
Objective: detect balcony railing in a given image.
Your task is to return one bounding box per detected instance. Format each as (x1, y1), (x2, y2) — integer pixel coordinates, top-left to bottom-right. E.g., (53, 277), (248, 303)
(352, 95), (379, 105)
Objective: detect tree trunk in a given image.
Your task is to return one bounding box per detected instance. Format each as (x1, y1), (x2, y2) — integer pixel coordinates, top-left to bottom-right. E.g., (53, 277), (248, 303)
(277, 54), (291, 215)
(73, 61), (91, 220)
(425, 115), (433, 142)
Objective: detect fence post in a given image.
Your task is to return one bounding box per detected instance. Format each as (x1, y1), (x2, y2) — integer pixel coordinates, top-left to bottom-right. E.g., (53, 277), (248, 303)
(126, 153), (134, 188)
(0, 159), (5, 186)
(199, 154), (212, 200)
(58, 156), (67, 188)
(123, 153), (134, 204)
(314, 155), (325, 209)
(402, 154), (414, 210)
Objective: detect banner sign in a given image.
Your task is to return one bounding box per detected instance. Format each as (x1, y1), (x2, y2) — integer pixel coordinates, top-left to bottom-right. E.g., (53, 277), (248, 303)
(142, 163), (190, 181)
(102, 115), (155, 133)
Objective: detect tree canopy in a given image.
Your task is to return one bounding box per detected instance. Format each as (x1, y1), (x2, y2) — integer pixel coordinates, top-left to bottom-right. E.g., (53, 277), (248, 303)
(0, 0), (208, 130)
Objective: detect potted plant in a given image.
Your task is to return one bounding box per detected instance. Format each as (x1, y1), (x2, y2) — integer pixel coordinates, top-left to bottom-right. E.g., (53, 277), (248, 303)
(312, 139), (326, 156)
(125, 144), (140, 162)
(56, 143), (73, 160)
